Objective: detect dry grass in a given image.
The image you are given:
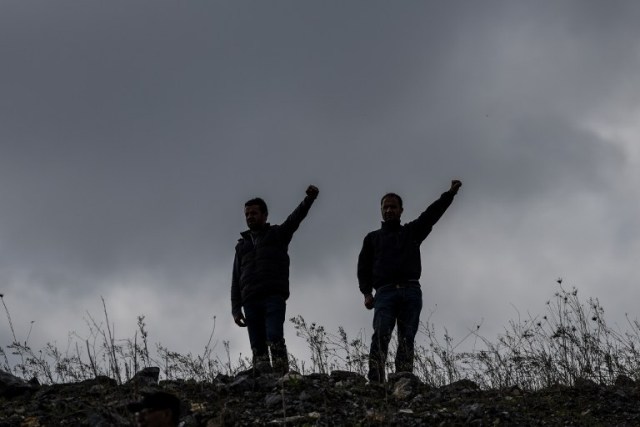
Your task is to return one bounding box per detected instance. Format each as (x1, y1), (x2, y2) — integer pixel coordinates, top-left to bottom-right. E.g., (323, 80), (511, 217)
(3, 279), (640, 389)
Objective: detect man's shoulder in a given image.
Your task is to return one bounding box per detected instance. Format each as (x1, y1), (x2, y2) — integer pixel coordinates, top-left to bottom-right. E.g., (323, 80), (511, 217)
(235, 238), (245, 250)
(365, 229), (383, 240)
(235, 231), (250, 246)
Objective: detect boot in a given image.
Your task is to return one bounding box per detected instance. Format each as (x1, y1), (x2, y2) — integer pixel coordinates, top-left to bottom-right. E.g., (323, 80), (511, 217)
(270, 340), (290, 375)
(367, 357), (386, 383)
(252, 349), (272, 375)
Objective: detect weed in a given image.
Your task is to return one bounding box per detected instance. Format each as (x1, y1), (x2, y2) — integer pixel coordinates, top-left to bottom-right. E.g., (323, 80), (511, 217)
(3, 280), (640, 390)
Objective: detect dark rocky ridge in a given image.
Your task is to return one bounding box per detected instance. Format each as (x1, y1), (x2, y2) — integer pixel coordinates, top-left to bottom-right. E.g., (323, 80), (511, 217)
(2, 369), (640, 426)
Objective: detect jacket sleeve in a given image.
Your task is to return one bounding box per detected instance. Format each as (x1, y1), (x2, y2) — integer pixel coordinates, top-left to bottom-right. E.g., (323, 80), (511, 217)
(278, 195), (315, 243)
(357, 233), (374, 295)
(406, 191), (455, 243)
(231, 248), (242, 316)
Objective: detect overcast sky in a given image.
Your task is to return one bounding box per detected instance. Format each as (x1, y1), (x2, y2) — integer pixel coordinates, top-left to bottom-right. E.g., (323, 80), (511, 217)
(2, 1), (639, 373)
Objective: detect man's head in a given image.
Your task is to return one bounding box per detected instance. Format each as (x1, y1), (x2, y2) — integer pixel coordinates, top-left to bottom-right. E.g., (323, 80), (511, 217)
(380, 193), (403, 222)
(128, 391), (181, 427)
(244, 197), (268, 230)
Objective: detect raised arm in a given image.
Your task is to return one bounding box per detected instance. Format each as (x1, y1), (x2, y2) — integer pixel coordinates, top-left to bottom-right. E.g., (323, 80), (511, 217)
(406, 180), (462, 242)
(278, 185), (319, 241)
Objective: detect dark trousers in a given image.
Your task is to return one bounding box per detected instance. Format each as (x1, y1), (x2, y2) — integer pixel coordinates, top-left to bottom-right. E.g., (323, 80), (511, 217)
(242, 295), (289, 373)
(368, 286), (422, 382)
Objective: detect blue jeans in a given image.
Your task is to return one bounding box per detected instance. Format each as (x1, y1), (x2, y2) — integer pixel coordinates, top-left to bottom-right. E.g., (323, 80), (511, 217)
(368, 286), (422, 382)
(242, 295), (288, 372)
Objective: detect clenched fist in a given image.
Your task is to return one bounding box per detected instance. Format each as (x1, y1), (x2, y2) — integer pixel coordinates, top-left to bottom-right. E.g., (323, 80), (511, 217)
(450, 180), (462, 195)
(306, 185), (319, 199)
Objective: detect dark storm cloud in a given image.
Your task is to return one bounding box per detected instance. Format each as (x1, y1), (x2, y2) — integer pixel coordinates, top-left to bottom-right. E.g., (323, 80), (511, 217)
(1, 1), (640, 357)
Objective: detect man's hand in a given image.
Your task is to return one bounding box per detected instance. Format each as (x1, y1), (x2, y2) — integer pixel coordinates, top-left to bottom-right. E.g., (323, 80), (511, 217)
(450, 180), (462, 195)
(306, 185), (319, 199)
(233, 313), (247, 327)
(364, 294), (374, 310)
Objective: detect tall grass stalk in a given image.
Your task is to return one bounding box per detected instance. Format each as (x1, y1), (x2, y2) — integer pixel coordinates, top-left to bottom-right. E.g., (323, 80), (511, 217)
(3, 280), (640, 389)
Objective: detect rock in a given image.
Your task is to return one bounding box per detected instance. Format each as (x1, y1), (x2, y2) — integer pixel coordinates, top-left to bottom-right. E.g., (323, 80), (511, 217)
(409, 393), (425, 408)
(281, 372), (304, 382)
(127, 367), (160, 387)
(2, 370), (640, 425)
(306, 372), (329, 381)
(387, 371), (421, 384)
(615, 374), (635, 388)
(80, 375), (117, 387)
(255, 373), (280, 390)
(574, 377), (598, 389)
(298, 390), (312, 401)
(330, 370), (362, 382)
(393, 377), (417, 400)
(0, 370), (28, 387)
(228, 375), (255, 392)
(505, 384), (522, 396)
(0, 369), (37, 397)
(442, 379), (480, 393)
(265, 392), (282, 408)
(214, 373), (233, 384)
(457, 402), (483, 418)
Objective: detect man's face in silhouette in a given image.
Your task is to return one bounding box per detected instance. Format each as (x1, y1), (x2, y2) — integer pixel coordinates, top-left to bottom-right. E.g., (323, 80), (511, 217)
(245, 204), (267, 230)
(381, 196), (403, 222)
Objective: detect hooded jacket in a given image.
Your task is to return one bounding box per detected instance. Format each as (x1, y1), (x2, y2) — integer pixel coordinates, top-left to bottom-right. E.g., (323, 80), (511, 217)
(231, 195), (315, 316)
(357, 191), (455, 295)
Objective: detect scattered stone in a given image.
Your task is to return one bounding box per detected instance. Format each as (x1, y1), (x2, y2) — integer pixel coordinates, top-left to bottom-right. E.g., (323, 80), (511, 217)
(388, 371), (421, 383)
(393, 377), (417, 400)
(306, 372), (329, 381)
(228, 375), (255, 392)
(255, 373), (280, 390)
(214, 373), (233, 384)
(509, 385), (522, 396)
(268, 412), (321, 424)
(298, 390), (312, 401)
(281, 372), (303, 382)
(330, 370), (362, 382)
(126, 367), (160, 387)
(442, 378), (480, 393)
(615, 374), (635, 388)
(574, 377), (598, 389)
(0, 369), (37, 397)
(457, 402), (483, 418)
(1, 370), (640, 426)
(264, 392), (282, 408)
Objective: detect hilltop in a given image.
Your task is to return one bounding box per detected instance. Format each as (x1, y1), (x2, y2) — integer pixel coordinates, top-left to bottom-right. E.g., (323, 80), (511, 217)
(3, 284), (640, 425)
(2, 368), (640, 426)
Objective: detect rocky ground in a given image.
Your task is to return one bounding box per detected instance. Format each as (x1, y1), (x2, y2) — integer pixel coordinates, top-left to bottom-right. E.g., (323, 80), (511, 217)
(2, 368), (640, 426)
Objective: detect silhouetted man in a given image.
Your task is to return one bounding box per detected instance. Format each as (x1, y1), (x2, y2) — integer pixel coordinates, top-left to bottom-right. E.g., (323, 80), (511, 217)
(232, 185), (319, 374)
(358, 180), (462, 382)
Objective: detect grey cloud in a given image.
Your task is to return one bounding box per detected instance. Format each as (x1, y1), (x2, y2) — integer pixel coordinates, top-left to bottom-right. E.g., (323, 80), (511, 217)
(1, 1), (639, 360)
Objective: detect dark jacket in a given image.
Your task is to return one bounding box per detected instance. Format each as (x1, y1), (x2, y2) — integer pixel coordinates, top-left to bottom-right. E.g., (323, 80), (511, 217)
(357, 191), (455, 295)
(231, 196), (315, 316)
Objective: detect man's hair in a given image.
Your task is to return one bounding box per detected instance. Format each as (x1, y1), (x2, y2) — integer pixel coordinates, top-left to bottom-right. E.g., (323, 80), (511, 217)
(381, 193), (403, 208)
(245, 197), (268, 215)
